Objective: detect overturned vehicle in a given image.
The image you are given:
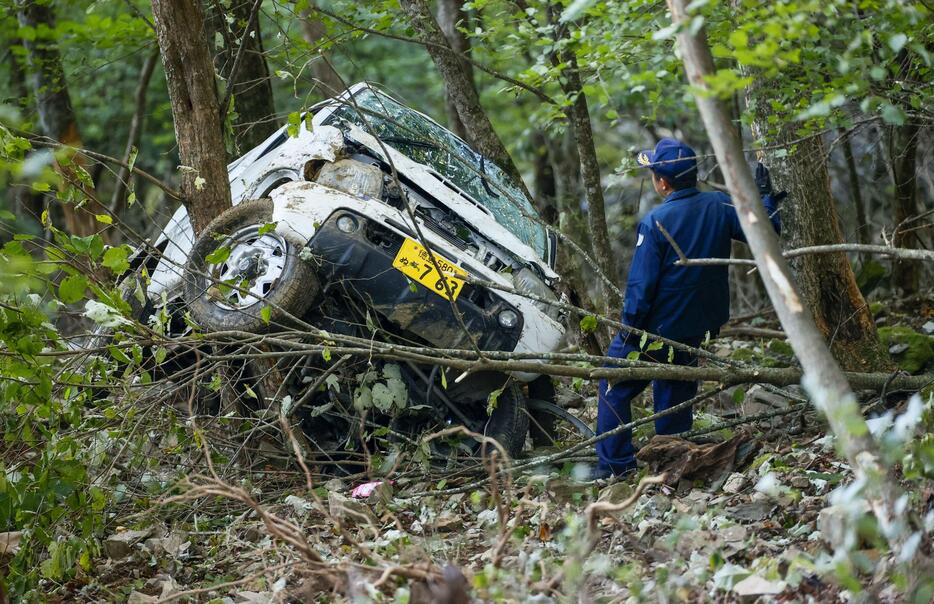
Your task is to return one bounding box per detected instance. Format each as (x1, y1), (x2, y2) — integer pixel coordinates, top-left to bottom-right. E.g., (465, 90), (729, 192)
(137, 83), (585, 459)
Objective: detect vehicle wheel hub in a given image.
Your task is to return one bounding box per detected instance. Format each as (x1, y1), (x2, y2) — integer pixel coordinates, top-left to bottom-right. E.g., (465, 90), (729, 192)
(208, 226), (287, 310)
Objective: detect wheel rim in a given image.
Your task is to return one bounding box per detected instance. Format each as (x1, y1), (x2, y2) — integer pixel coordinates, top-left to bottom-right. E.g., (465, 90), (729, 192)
(207, 226), (288, 310)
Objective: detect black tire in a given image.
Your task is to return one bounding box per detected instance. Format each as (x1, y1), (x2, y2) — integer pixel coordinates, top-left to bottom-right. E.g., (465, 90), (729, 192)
(483, 381), (529, 458)
(184, 198), (319, 333)
(527, 399), (594, 446)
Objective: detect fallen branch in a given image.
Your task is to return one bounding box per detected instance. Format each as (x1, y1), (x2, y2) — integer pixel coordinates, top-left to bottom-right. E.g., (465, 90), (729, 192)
(584, 473), (669, 534)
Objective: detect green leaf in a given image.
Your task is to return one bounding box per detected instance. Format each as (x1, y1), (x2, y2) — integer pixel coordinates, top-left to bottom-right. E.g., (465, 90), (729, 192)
(728, 30), (748, 49)
(257, 222), (277, 235)
(287, 111), (301, 137)
(127, 146), (138, 173)
(95, 213), (113, 225)
(206, 246), (231, 265)
(261, 305), (271, 325)
(59, 275), (88, 304)
(322, 346), (331, 362)
(102, 245), (130, 275)
(888, 33), (907, 53)
(646, 340), (664, 352)
(440, 368), (447, 390)
(880, 103), (906, 126)
(639, 332), (648, 349)
(579, 315), (598, 332)
(108, 345), (132, 365)
(626, 350), (641, 361)
(732, 387), (746, 404)
(486, 387), (503, 416)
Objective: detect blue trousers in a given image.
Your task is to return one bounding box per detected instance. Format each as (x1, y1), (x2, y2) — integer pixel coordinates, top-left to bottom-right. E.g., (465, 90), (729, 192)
(596, 332), (702, 475)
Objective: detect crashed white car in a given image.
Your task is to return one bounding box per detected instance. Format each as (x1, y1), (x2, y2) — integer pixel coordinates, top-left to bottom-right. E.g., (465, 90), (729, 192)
(140, 83), (579, 456)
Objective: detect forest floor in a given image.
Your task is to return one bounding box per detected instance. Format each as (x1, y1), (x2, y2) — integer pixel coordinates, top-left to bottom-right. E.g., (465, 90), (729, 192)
(39, 293), (934, 603)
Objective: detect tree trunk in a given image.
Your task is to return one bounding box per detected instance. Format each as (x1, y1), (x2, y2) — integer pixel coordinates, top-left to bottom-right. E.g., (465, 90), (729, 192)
(4, 36), (41, 225)
(840, 130), (870, 248)
(560, 51), (621, 311)
(17, 0), (103, 237)
(299, 5), (345, 98)
(749, 119), (888, 372)
(110, 49), (159, 215)
(530, 130), (557, 225)
(398, 0), (522, 183)
(435, 0), (472, 140)
(889, 120), (921, 294)
(669, 0), (913, 570)
(205, 0), (278, 154)
(151, 0), (232, 235)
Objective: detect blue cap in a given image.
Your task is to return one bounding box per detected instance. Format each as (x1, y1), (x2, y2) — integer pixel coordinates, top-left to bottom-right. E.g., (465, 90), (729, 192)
(636, 138), (698, 186)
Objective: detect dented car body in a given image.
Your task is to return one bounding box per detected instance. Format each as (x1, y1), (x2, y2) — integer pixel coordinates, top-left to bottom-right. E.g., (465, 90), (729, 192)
(143, 83), (571, 455)
(152, 83), (564, 373)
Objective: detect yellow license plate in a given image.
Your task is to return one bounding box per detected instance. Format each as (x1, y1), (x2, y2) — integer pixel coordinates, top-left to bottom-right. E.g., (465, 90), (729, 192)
(392, 238), (467, 301)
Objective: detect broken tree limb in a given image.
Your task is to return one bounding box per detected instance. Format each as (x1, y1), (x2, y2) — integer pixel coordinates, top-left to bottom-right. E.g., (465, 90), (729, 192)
(668, 0), (914, 566)
(190, 330), (933, 391)
(670, 244), (934, 267)
(657, 219), (934, 266)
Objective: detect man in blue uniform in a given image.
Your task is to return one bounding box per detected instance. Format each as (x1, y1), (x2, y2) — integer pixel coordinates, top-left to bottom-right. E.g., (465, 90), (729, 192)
(594, 138), (783, 478)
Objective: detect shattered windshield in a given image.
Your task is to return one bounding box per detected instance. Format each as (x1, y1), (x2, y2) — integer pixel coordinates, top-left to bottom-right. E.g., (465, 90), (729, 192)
(323, 87), (548, 259)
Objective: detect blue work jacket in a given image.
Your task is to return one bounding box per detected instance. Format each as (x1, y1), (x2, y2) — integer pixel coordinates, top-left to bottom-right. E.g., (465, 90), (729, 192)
(622, 187), (781, 341)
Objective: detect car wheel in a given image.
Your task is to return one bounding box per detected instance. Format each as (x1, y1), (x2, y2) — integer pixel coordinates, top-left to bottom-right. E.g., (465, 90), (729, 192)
(483, 381), (529, 458)
(185, 198), (319, 333)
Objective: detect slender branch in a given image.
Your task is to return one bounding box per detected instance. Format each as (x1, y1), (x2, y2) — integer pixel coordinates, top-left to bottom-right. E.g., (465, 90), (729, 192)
(218, 0), (264, 119)
(111, 48), (160, 213)
(671, 243), (934, 267)
(22, 132), (182, 200)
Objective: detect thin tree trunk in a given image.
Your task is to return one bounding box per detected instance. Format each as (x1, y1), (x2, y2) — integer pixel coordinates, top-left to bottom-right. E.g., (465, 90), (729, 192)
(398, 0), (522, 183)
(751, 132), (888, 370)
(840, 129), (870, 248)
(151, 0), (232, 235)
(669, 0), (913, 570)
(889, 120), (921, 294)
(560, 51), (621, 311)
(4, 36), (40, 224)
(299, 5), (345, 98)
(530, 130), (557, 226)
(17, 0), (103, 237)
(436, 0), (472, 140)
(205, 0), (278, 154)
(110, 49), (159, 215)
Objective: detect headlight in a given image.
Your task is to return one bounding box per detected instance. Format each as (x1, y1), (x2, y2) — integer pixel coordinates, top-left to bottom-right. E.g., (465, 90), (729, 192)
(498, 309), (519, 329)
(336, 215), (359, 233)
(512, 267), (560, 321)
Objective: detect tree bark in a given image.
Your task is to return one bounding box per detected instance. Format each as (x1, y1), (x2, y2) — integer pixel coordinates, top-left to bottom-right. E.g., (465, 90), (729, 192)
(751, 133), (888, 371)
(110, 49), (159, 215)
(435, 0), (472, 140)
(151, 0), (232, 235)
(888, 119), (921, 294)
(205, 0), (278, 153)
(4, 36), (41, 225)
(398, 0), (522, 183)
(530, 130), (557, 225)
(17, 0), (103, 237)
(299, 4), (345, 98)
(560, 51), (621, 311)
(840, 130), (870, 248)
(668, 0), (912, 566)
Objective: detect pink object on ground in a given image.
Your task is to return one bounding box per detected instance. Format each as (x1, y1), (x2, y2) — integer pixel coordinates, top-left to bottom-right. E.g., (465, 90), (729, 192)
(351, 480), (391, 499)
